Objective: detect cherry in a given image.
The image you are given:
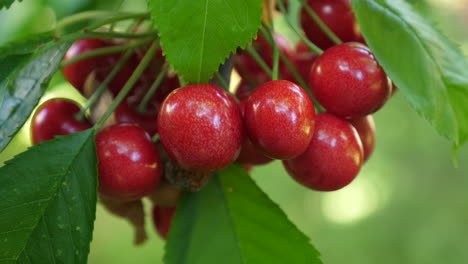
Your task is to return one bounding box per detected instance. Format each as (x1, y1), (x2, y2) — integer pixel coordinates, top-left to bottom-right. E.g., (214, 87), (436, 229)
(244, 80), (315, 160)
(349, 115), (376, 162)
(63, 38), (110, 92)
(158, 84), (243, 173)
(300, 0), (361, 50)
(114, 100), (159, 136)
(285, 41), (317, 83)
(283, 113), (363, 191)
(96, 123), (162, 200)
(235, 33), (295, 81)
(309, 42), (392, 118)
(31, 98), (91, 145)
(236, 101), (272, 166)
(152, 206), (176, 240)
(63, 38), (140, 96)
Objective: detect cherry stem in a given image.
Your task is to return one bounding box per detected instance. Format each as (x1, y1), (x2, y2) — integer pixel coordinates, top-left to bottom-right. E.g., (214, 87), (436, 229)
(260, 27), (325, 112)
(61, 38), (153, 67)
(56, 11), (149, 35)
(246, 46), (273, 77)
(75, 49), (135, 122)
(94, 42), (160, 130)
(265, 0), (279, 81)
(276, 0), (323, 55)
(215, 72), (229, 91)
(86, 12), (150, 32)
(299, 0), (342, 45)
(152, 133), (160, 143)
(137, 64), (169, 114)
(61, 30), (158, 43)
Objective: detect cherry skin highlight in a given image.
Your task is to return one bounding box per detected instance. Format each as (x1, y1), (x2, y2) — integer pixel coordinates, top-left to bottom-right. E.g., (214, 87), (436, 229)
(152, 206), (176, 240)
(31, 98), (91, 145)
(309, 42), (392, 118)
(96, 124), (162, 201)
(300, 0), (361, 50)
(158, 84), (243, 173)
(236, 101), (272, 166)
(349, 115), (376, 162)
(244, 80), (315, 160)
(283, 113), (363, 191)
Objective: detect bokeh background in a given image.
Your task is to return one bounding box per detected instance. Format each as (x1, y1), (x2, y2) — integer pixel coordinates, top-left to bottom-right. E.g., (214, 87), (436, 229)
(1, 0), (468, 263)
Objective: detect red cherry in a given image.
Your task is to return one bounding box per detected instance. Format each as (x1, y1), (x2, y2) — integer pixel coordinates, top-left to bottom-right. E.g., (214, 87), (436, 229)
(236, 101), (273, 166)
(309, 42), (391, 118)
(300, 0), (361, 50)
(95, 51), (141, 96)
(114, 101), (159, 136)
(349, 115), (376, 162)
(283, 113), (363, 191)
(152, 206), (176, 240)
(31, 98), (91, 145)
(158, 84), (243, 173)
(235, 33), (295, 80)
(96, 124), (162, 200)
(286, 41), (318, 83)
(63, 38), (110, 92)
(244, 80), (315, 160)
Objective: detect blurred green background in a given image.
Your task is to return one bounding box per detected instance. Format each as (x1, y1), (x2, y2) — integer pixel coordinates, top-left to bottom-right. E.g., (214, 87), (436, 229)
(1, 0), (468, 263)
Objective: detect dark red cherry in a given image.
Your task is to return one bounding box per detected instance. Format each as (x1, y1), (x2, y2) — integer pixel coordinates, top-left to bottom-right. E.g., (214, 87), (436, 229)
(235, 33), (295, 80)
(349, 115), (375, 162)
(309, 42), (391, 118)
(63, 38), (110, 92)
(236, 101), (273, 166)
(158, 84), (243, 173)
(285, 41), (318, 83)
(96, 124), (162, 200)
(283, 113), (363, 191)
(300, 0), (361, 50)
(31, 98), (91, 145)
(244, 80), (315, 160)
(115, 100), (159, 136)
(152, 206), (176, 240)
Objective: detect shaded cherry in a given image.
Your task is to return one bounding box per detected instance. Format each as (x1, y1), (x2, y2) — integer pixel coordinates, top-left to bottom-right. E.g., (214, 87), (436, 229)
(236, 101), (273, 166)
(114, 100), (159, 136)
(349, 115), (376, 162)
(158, 84), (243, 173)
(244, 80), (315, 160)
(96, 124), (162, 200)
(300, 0), (361, 50)
(283, 113), (363, 191)
(285, 41), (318, 83)
(31, 98), (91, 145)
(235, 33), (295, 80)
(152, 206), (176, 240)
(63, 38), (110, 92)
(309, 42), (392, 118)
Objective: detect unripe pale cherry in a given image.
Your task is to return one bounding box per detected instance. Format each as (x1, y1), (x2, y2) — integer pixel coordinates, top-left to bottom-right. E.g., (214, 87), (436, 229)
(283, 113), (363, 191)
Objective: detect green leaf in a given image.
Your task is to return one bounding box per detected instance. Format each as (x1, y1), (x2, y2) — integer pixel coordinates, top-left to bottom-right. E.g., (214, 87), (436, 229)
(352, 0), (468, 152)
(147, 0), (263, 84)
(0, 129), (98, 263)
(0, 41), (71, 152)
(0, 0), (22, 10)
(164, 165), (322, 264)
(0, 32), (54, 80)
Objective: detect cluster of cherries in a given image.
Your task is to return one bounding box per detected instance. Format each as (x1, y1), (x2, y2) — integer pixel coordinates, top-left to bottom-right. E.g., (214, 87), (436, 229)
(29, 0), (392, 243)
